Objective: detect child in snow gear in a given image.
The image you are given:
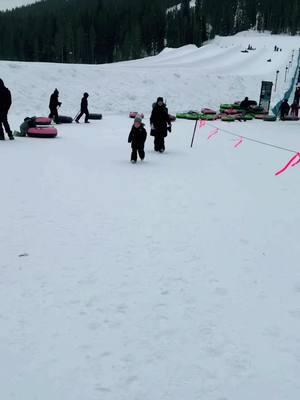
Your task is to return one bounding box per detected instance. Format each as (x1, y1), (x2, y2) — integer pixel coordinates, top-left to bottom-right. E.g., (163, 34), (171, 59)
(0, 79), (14, 140)
(279, 99), (290, 120)
(128, 115), (147, 163)
(49, 89), (61, 123)
(150, 97), (171, 152)
(75, 92), (89, 123)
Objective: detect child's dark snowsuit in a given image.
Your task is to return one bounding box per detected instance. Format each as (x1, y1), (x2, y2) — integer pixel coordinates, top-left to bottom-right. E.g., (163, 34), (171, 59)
(128, 124), (147, 162)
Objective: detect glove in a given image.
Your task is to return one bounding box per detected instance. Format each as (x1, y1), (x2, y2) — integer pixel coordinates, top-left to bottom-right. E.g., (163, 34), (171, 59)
(167, 125), (172, 133)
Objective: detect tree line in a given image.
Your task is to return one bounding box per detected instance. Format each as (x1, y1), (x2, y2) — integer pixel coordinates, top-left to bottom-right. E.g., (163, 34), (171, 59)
(0, 0), (299, 64)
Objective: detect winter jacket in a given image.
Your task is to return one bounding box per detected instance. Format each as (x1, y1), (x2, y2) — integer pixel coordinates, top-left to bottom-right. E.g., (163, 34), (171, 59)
(240, 98), (251, 110)
(49, 90), (61, 110)
(128, 124), (147, 148)
(279, 101), (290, 115)
(0, 79), (12, 113)
(81, 97), (88, 112)
(150, 103), (171, 135)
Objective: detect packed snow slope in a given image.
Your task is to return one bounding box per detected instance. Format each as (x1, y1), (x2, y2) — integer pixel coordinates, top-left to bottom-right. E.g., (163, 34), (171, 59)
(0, 30), (299, 118)
(0, 0), (40, 11)
(1, 31), (300, 400)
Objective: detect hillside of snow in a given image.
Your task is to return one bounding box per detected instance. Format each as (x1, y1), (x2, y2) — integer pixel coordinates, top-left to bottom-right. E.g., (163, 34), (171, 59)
(0, 0), (40, 11)
(0, 31), (299, 120)
(1, 31), (300, 400)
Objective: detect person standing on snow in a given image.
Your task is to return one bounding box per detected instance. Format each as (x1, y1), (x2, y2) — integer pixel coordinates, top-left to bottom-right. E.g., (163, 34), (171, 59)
(75, 92), (90, 123)
(49, 88), (61, 123)
(128, 115), (147, 163)
(290, 100), (299, 117)
(150, 97), (171, 153)
(0, 79), (14, 140)
(294, 86), (300, 105)
(279, 99), (290, 120)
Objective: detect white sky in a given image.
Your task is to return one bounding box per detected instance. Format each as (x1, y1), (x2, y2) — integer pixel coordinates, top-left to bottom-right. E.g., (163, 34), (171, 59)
(0, 0), (39, 11)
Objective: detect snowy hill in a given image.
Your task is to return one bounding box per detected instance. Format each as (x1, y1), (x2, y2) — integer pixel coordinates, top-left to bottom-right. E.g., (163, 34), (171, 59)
(1, 31), (300, 400)
(0, 31), (298, 119)
(0, 0), (40, 11)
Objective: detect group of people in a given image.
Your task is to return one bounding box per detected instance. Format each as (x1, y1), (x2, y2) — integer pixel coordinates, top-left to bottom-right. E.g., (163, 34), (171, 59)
(279, 86), (300, 120)
(49, 89), (90, 124)
(128, 97), (172, 163)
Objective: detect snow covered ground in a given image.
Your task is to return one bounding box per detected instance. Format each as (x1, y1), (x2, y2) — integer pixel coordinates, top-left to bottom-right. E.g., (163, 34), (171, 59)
(1, 31), (300, 400)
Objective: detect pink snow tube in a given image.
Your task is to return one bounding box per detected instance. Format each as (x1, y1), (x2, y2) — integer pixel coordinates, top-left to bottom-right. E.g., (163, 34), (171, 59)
(35, 117), (52, 125)
(224, 108), (239, 115)
(129, 112), (145, 119)
(201, 108), (217, 115)
(27, 127), (58, 138)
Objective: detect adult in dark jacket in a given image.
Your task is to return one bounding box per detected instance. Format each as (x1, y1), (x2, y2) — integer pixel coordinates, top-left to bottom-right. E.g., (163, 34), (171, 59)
(279, 99), (290, 120)
(49, 88), (61, 123)
(150, 97), (171, 152)
(290, 101), (299, 117)
(0, 79), (14, 140)
(294, 87), (300, 105)
(128, 115), (147, 163)
(75, 92), (89, 123)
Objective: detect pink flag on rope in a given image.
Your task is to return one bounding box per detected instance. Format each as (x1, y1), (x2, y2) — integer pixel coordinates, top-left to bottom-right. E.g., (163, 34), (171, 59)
(234, 136), (243, 148)
(199, 119), (206, 129)
(275, 153), (300, 176)
(207, 128), (219, 140)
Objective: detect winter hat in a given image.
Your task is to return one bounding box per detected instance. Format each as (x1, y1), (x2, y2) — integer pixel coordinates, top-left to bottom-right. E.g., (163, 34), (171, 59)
(134, 115), (142, 123)
(157, 97), (163, 103)
(84, 92), (89, 97)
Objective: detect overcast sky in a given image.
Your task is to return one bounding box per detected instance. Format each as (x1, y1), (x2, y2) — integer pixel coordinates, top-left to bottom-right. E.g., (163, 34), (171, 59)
(0, 0), (40, 11)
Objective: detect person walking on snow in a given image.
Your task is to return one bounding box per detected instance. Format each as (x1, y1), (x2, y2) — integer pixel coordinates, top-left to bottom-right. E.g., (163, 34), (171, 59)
(49, 88), (61, 123)
(279, 99), (290, 120)
(294, 86), (300, 105)
(150, 97), (171, 153)
(128, 115), (147, 163)
(75, 92), (89, 123)
(0, 79), (14, 140)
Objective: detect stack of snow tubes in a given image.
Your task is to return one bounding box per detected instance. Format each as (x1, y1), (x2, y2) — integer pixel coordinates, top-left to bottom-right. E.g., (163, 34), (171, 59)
(27, 117), (58, 138)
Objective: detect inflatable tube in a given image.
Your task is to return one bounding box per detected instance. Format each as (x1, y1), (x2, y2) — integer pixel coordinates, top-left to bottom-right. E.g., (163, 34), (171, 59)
(201, 108), (217, 115)
(129, 112), (144, 119)
(176, 112), (201, 120)
(36, 117), (52, 125)
(282, 115), (300, 121)
(221, 116), (235, 122)
(200, 114), (218, 120)
(254, 114), (266, 119)
(249, 106), (266, 114)
(27, 127), (58, 138)
(57, 115), (73, 124)
(224, 108), (239, 115)
(89, 113), (103, 120)
(264, 115), (277, 122)
(169, 114), (176, 122)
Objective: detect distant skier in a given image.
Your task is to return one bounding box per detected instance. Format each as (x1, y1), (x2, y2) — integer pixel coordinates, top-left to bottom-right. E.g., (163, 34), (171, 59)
(49, 88), (61, 123)
(75, 92), (89, 123)
(150, 97), (171, 153)
(128, 115), (147, 163)
(279, 99), (290, 120)
(0, 79), (14, 140)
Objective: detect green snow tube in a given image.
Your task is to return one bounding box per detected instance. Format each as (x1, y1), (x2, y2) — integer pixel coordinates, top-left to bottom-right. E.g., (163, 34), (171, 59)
(200, 114), (218, 120)
(264, 115), (277, 122)
(244, 114), (253, 120)
(176, 112), (201, 120)
(221, 116), (235, 122)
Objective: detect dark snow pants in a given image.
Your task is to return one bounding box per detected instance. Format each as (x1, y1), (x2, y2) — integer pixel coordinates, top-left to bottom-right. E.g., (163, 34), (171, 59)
(76, 110), (89, 123)
(131, 146), (145, 162)
(49, 108), (59, 123)
(0, 112), (12, 139)
(154, 135), (165, 152)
